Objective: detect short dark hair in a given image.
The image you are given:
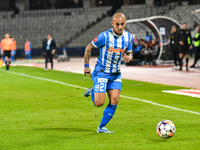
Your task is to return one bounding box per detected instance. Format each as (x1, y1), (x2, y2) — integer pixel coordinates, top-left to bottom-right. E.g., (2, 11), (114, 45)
(171, 25), (176, 29)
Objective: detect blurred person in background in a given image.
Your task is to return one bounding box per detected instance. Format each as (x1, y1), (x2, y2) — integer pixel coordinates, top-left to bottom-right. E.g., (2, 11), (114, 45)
(133, 39), (143, 65)
(145, 31), (152, 44)
(170, 26), (179, 69)
(190, 26), (200, 68)
(149, 39), (159, 65)
(0, 43), (2, 67)
(177, 23), (192, 71)
(143, 42), (151, 65)
(1, 33), (13, 70)
(24, 39), (31, 60)
(42, 34), (56, 70)
(11, 37), (17, 61)
(140, 39), (146, 65)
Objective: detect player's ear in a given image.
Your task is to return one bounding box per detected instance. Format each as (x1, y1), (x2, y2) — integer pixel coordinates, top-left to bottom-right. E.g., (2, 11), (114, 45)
(124, 20), (127, 25)
(111, 20), (115, 27)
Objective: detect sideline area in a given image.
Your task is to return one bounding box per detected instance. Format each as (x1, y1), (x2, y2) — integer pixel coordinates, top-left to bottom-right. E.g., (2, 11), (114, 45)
(6, 57), (200, 89)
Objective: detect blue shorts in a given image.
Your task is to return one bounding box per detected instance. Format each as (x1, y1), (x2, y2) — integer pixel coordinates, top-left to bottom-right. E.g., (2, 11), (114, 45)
(92, 64), (122, 93)
(25, 51), (31, 55)
(11, 50), (16, 55)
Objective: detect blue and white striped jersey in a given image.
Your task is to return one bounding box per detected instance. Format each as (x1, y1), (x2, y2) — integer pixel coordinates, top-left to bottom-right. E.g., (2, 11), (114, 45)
(92, 29), (133, 73)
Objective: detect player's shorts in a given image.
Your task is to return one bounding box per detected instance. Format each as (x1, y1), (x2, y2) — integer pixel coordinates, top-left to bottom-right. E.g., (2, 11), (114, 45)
(92, 64), (122, 93)
(25, 51), (31, 55)
(179, 45), (190, 54)
(4, 50), (11, 58)
(11, 50), (16, 55)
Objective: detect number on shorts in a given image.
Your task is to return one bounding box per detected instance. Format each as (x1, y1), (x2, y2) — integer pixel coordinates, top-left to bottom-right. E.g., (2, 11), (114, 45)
(100, 83), (106, 92)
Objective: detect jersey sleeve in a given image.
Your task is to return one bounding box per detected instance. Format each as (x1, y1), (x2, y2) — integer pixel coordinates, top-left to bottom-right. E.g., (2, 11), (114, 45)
(1, 40), (3, 51)
(29, 43), (31, 50)
(91, 32), (106, 48)
(126, 34), (133, 52)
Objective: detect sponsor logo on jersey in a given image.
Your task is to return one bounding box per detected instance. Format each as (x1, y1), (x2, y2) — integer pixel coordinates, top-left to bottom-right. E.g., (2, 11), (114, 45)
(93, 37), (98, 42)
(98, 78), (108, 82)
(108, 47), (125, 53)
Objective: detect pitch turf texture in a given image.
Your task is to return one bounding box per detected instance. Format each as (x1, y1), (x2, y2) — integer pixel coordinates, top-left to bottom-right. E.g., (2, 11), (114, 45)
(0, 66), (199, 150)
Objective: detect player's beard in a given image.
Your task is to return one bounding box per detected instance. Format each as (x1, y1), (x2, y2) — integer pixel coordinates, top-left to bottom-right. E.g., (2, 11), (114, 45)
(113, 28), (123, 35)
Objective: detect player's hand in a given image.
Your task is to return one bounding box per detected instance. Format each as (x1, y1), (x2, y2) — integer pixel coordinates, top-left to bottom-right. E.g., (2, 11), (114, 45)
(190, 45), (192, 49)
(179, 41), (184, 45)
(84, 67), (92, 77)
(123, 53), (130, 63)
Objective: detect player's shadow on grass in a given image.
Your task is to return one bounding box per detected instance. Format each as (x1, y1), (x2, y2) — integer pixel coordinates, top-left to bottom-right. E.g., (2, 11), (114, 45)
(32, 127), (93, 132)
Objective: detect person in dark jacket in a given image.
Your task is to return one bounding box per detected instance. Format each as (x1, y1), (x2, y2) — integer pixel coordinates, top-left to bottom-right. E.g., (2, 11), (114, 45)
(177, 23), (192, 71)
(190, 26), (200, 68)
(42, 34), (56, 70)
(170, 26), (179, 69)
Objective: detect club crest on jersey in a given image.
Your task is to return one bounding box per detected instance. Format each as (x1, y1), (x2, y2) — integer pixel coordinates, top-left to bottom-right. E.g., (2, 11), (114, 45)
(108, 47), (125, 53)
(125, 42), (128, 47)
(93, 37), (98, 42)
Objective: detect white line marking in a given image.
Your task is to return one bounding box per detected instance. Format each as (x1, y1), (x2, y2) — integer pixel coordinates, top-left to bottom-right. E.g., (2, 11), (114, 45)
(1, 69), (200, 116)
(0, 70), (87, 90)
(162, 90), (200, 98)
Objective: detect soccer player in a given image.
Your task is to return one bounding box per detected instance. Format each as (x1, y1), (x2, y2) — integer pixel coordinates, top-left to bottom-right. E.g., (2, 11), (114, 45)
(24, 39), (31, 60)
(1, 33), (13, 70)
(11, 37), (17, 61)
(84, 12), (133, 133)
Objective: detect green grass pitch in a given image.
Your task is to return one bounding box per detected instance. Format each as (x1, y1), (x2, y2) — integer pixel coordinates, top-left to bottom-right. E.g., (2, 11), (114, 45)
(0, 66), (200, 150)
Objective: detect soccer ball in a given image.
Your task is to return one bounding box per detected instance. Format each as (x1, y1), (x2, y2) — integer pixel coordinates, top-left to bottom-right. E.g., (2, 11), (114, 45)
(156, 119), (176, 139)
(66, 67), (71, 73)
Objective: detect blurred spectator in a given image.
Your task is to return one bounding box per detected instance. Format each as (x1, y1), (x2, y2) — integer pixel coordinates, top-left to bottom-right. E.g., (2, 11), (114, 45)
(145, 31), (152, 44)
(11, 37), (17, 61)
(0, 43), (2, 67)
(157, 37), (161, 48)
(143, 41), (152, 65)
(190, 26), (200, 68)
(133, 34), (138, 45)
(133, 39), (143, 65)
(24, 39), (31, 60)
(150, 39), (159, 57)
(170, 26), (179, 69)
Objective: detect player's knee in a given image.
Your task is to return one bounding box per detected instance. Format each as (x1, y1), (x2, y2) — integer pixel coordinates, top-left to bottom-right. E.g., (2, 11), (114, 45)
(94, 98), (104, 107)
(94, 102), (104, 107)
(111, 97), (119, 105)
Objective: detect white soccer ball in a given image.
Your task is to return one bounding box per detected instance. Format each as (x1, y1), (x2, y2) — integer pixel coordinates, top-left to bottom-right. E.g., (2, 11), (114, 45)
(156, 119), (176, 139)
(66, 67), (71, 72)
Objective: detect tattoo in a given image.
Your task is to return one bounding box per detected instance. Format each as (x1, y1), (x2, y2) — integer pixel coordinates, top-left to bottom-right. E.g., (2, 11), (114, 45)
(127, 51), (133, 60)
(84, 43), (95, 64)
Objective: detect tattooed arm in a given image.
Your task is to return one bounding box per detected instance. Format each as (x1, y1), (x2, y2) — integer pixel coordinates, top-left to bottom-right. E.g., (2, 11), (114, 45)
(84, 42), (95, 77)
